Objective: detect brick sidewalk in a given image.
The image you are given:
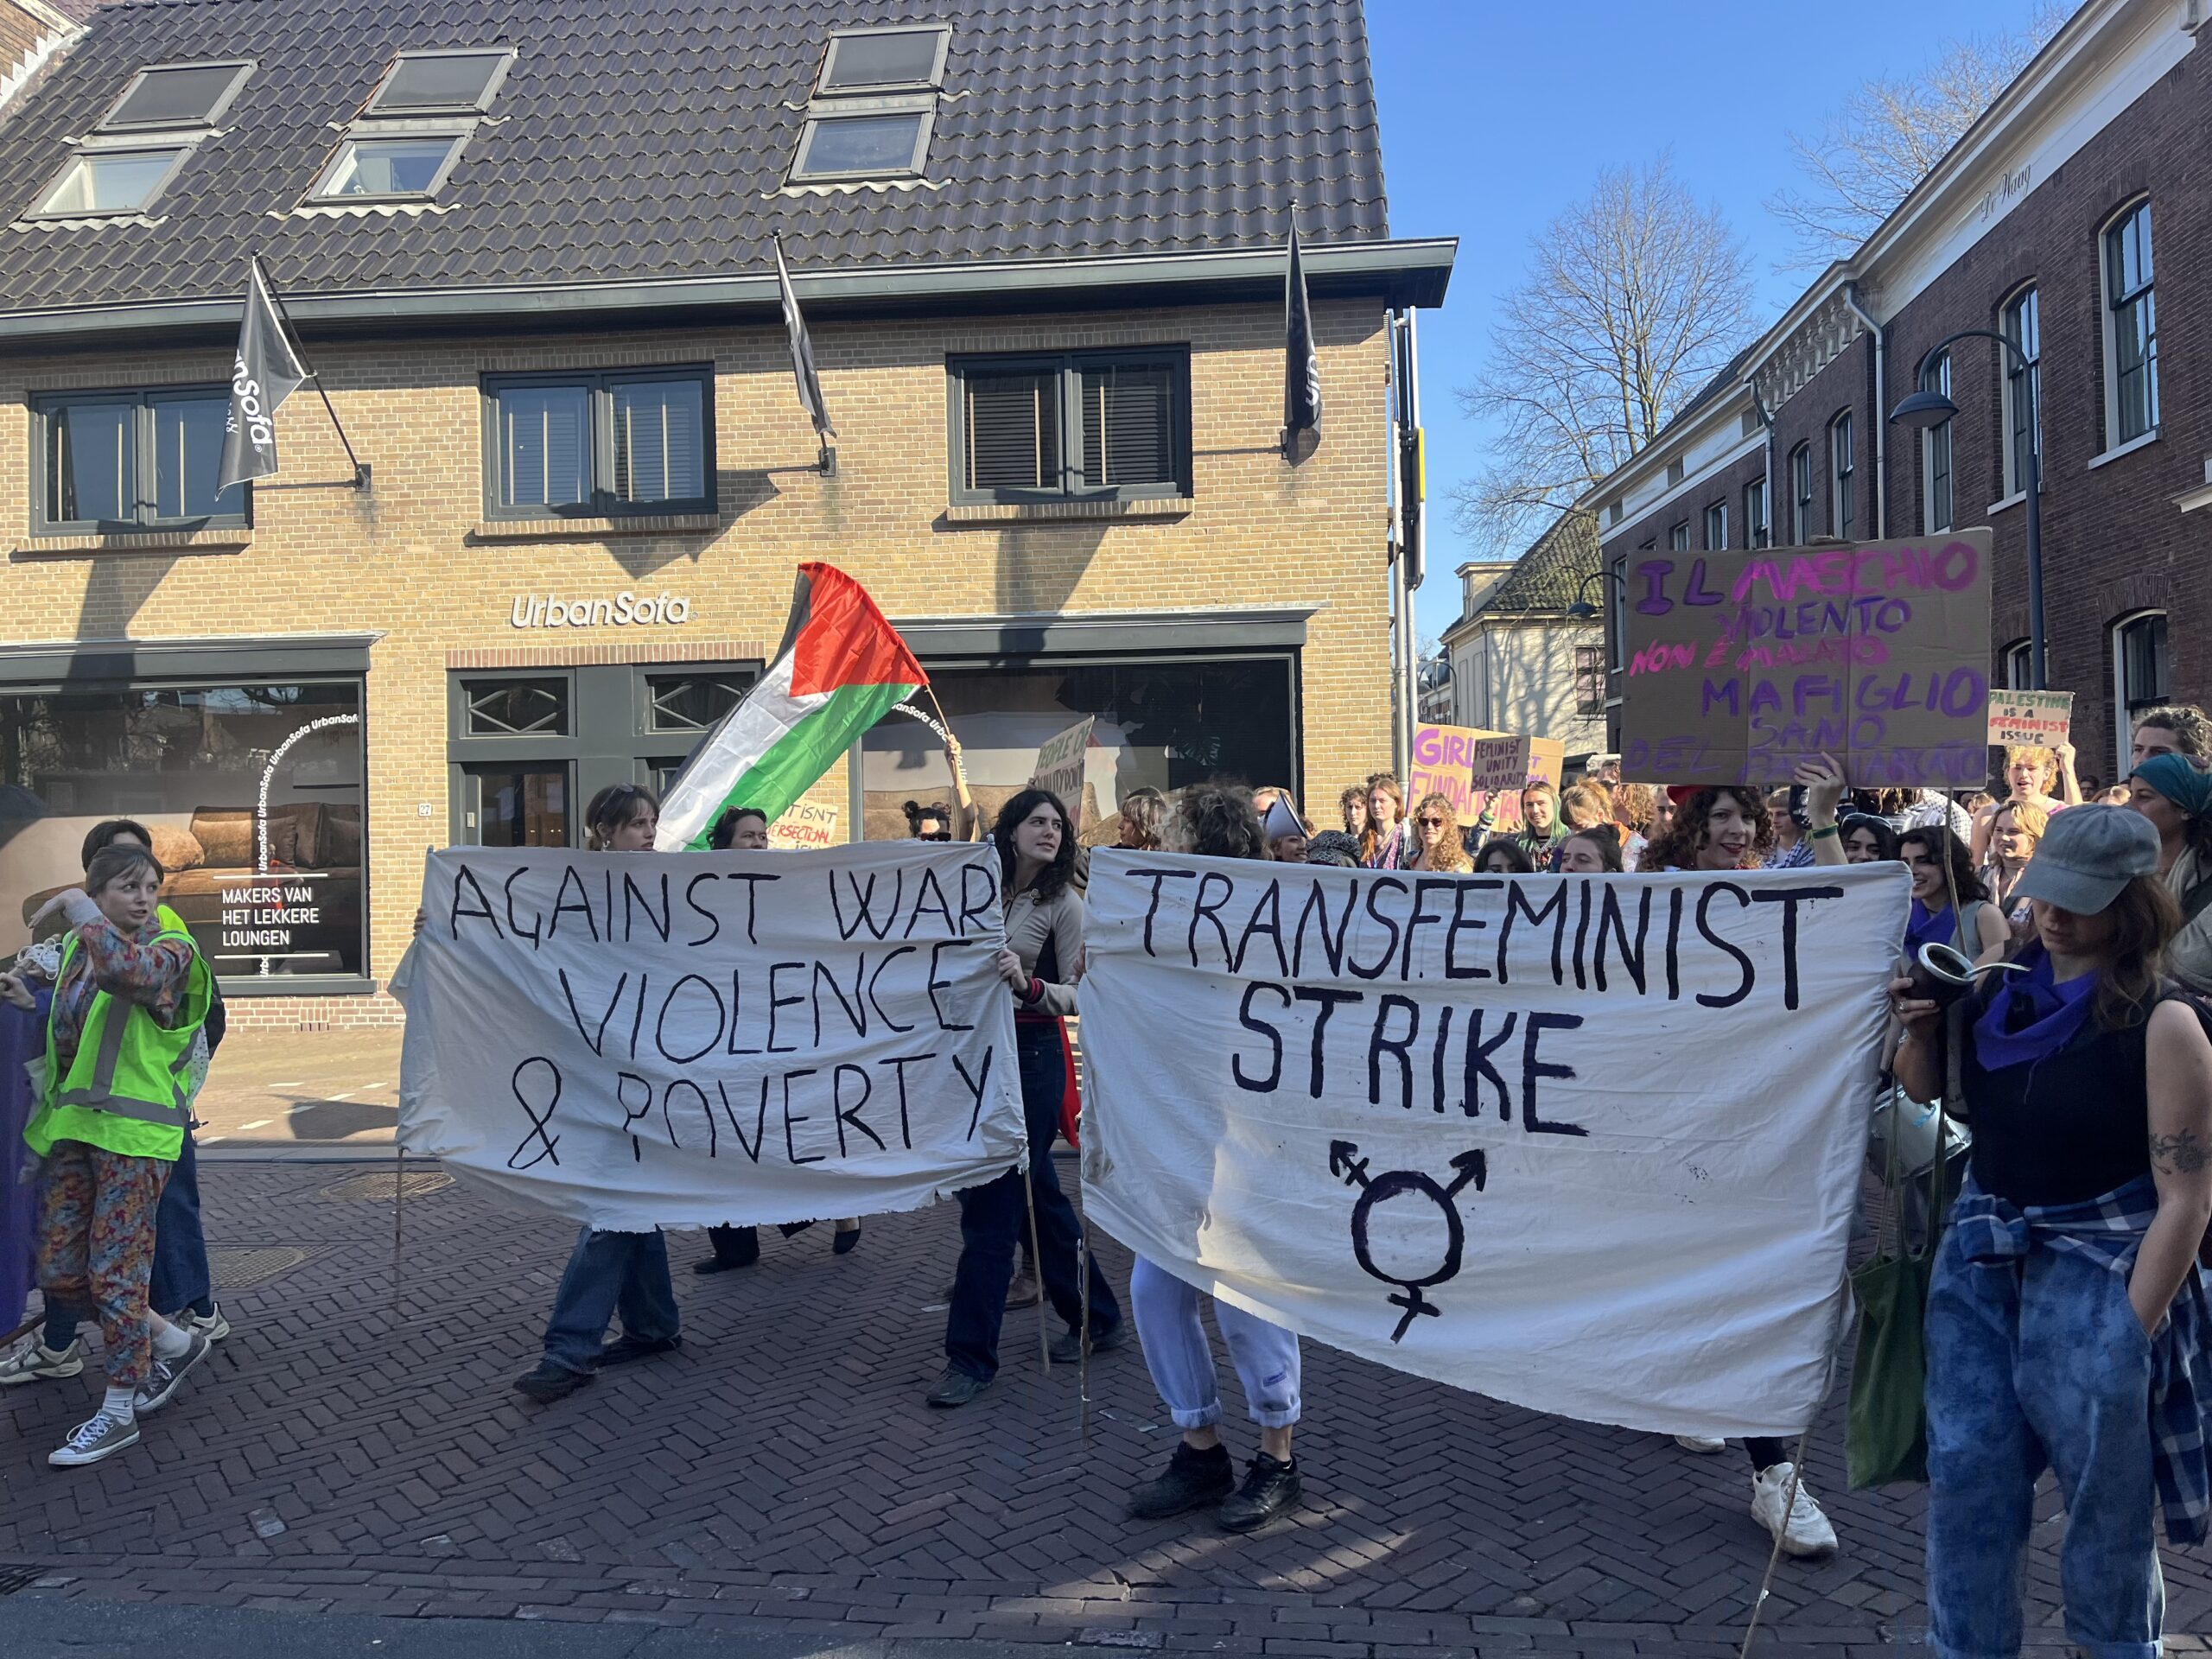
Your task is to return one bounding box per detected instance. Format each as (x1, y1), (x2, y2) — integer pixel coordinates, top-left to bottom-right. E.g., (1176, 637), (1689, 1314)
(2, 1160), (2204, 1653)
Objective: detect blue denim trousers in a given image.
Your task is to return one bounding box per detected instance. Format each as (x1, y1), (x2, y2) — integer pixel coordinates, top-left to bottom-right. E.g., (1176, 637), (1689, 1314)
(1924, 1219), (2164, 1659)
(1128, 1255), (1300, 1430)
(944, 1023), (1120, 1382)
(540, 1226), (680, 1375)
(41, 1125), (212, 1345)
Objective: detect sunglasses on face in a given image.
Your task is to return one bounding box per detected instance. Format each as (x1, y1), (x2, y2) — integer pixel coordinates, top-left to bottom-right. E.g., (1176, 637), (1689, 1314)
(1417, 817), (1446, 829)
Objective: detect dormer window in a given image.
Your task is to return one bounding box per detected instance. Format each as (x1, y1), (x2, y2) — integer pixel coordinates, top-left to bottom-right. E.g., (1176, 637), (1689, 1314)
(790, 26), (948, 186)
(101, 60), (254, 130)
(308, 47), (512, 205)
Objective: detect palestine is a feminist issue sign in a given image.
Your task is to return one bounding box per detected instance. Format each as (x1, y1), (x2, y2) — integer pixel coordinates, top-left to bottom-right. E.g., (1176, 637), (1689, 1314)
(397, 842), (1027, 1231)
(1078, 852), (1907, 1439)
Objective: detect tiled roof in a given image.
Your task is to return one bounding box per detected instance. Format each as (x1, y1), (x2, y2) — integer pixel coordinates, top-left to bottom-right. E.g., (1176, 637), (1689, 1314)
(0, 0), (1391, 313)
(1461, 508), (1599, 620)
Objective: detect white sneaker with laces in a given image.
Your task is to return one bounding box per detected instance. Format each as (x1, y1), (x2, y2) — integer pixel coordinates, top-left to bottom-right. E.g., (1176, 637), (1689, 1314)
(48, 1409), (139, 1467)
(1674, 1434), (1726, 1454)
(1750, 1461), (1838, 1558)
(0, 1337), (84, 1386)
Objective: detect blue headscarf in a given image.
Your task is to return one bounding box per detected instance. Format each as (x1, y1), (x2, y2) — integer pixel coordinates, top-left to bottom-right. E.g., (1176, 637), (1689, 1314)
(2135, 752), (2212, 819)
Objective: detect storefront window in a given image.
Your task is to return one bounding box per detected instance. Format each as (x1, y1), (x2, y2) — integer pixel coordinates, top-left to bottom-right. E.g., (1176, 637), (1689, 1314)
(0, 680), (365, 981)
(858, 658), (1296, 841)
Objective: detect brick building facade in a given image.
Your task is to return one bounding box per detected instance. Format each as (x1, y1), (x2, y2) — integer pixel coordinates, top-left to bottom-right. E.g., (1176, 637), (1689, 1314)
(0, 0), (1452, 1026)
(1595, 0), (2212, 784)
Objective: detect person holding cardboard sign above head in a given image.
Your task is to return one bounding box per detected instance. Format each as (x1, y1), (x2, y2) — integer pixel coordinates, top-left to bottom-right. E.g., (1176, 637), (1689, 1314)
(1972, 744), (2082, 868)
(512, 785), (685, 1405)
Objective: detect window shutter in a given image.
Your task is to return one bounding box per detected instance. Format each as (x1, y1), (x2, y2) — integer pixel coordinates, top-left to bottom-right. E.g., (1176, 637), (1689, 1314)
(613, 378), (704, 505)
(1079, 362), (1173, 489)
(965, 371), (1059, 490)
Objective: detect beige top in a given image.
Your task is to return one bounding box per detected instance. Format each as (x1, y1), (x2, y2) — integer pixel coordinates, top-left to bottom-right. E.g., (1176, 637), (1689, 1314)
(1003, 882), (1084, 1017)
(2168, 847), (2212, 995)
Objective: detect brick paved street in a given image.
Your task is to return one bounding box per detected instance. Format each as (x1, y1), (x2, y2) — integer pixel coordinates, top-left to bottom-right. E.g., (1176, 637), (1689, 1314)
(2, 1158), (2207, 1655)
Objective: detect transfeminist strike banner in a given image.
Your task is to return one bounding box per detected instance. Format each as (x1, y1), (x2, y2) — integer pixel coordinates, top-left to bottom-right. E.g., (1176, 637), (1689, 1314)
(1619, 531), (1992, 788)
(1078, 852), (1907, 1438)
(396, 843), (1027, 1231)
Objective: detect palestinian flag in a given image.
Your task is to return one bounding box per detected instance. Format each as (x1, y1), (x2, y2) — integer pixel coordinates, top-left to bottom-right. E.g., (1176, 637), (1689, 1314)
(656, 563), (925, 851)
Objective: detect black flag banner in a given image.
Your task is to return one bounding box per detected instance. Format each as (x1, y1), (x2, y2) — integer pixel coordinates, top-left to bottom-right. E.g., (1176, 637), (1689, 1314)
(1282, 210), (1322, 448)
(217, 258), (308, 490)
(773, 233), (837, 444)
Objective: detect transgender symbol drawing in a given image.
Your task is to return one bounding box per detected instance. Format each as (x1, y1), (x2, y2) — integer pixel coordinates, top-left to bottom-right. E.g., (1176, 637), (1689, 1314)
(1327, 1141), (1486, 1342)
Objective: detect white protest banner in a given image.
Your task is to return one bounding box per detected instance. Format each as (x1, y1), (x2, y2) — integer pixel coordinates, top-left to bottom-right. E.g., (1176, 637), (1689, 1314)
(1078, 852), (1907, 1439)
(396, 842), (1027, 1232)
(1030, 716), (1096, 825)
(767, 799), (841, 851)
(1986, 688), (2072, 748)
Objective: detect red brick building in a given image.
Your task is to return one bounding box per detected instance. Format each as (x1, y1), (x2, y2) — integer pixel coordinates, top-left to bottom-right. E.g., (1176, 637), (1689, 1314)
(1595, 0), (2212, 782)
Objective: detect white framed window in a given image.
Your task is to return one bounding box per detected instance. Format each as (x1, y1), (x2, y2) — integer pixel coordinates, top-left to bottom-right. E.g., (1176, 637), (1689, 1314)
(1789, 443), (1812, 543)
(1829, 411), (1855, 539)
(312, 132), (468, 200)
(1668, 520), (1689, 552)
(1744, 478), (1768, 549)
(1922, 350), (1953, 533)
(1703, 500), (1727, 551)
(2113, 612), (2170, 758)
(2101, 199), (2159, 448)
(2001, 285), (2041, 497)
(31, 147), (190, 216)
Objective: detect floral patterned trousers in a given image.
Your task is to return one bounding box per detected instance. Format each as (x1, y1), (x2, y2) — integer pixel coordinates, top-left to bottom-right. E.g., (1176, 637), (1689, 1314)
(35, 1139), (171, 1388)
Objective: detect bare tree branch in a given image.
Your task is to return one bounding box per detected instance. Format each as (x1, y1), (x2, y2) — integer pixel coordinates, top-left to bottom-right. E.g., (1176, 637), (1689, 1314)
(1766, 5), (2067, 270)
(1449, 156), (1757, 557)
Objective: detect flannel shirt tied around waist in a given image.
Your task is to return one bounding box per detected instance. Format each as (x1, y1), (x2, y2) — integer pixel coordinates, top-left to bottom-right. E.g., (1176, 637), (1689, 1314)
(1952, 1173), (2212, 1543)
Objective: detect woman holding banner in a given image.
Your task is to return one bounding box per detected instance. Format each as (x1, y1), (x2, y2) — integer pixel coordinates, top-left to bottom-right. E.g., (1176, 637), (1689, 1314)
(1125, 785), (1306, 1534)
(513, 784), (685, 1404)
(1892, 805), (2212, 1659)
(927, 787), (1122, 1408)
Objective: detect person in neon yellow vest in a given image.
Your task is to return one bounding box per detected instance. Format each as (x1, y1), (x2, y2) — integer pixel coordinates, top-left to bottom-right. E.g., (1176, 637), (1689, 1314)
(1, 842), (214, 1467)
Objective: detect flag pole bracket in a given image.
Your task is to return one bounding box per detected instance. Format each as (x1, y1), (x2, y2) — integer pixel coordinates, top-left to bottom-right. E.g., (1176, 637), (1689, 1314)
(817, 444), (838, 479)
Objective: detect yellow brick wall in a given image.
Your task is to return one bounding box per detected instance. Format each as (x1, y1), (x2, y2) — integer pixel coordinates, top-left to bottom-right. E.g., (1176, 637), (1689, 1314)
(0, 297), (1395, 1020)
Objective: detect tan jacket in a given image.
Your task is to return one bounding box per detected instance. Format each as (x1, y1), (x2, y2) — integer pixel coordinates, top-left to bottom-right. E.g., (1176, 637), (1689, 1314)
(1004, 883), (1084, 1016)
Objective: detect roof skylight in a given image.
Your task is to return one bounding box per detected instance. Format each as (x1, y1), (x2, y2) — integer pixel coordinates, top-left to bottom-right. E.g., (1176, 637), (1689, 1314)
(365, 48), (514, 116)
(100, 60), (253, 130)
(817, 26), (950, 93)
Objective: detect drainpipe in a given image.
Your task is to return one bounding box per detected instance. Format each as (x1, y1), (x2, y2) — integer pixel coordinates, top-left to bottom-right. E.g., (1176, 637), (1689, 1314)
(1841, 282), (1887, 537)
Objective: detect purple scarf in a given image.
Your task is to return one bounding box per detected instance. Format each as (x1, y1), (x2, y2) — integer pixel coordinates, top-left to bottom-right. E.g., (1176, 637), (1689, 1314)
(1904, 898), (1956, 955)
(1971, 942), (2100, 1071)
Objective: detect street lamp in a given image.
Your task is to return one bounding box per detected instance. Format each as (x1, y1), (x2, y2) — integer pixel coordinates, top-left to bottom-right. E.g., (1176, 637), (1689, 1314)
(1567, 568), (1616, 620)
(1889, 329), (2044, 690)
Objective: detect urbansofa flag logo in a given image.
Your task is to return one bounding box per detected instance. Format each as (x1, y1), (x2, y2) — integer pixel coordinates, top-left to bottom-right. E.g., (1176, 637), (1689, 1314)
(217, 258), (309, 490)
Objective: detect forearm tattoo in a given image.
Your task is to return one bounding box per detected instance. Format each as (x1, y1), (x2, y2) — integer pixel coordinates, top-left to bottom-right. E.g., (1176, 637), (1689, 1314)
(2150, 1129), (2210, 1175)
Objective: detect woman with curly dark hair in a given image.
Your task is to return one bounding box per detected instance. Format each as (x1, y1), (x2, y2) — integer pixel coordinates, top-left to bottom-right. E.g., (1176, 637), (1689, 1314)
(927, 787), (1122, 1408)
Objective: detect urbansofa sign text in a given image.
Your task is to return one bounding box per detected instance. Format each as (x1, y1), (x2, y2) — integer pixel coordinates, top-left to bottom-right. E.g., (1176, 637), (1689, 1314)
(510, 592), (692, 629)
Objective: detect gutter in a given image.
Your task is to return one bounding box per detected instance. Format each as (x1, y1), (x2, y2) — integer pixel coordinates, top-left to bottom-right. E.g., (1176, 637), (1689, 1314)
(0, 237), (1459, 349)
(1841, 282), (1888, 537)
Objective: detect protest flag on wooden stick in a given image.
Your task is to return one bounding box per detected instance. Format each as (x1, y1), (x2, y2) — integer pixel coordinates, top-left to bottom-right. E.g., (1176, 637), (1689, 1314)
(656, 563), (925, 851)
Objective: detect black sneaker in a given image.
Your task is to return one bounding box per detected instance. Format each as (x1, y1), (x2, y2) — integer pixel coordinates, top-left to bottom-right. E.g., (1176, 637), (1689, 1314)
(1217, 1452), (1301, 1533)
(513, 1359), (594, 1402)
(1127, 1441), (1235, 1520)
(925, 1366), (992, 1408)
(1049, 1319), (1128, 1364)
(599, 1333), (680, 1366)
(694, 1226), (760, 1274)
(133, 1331), (210, 1415)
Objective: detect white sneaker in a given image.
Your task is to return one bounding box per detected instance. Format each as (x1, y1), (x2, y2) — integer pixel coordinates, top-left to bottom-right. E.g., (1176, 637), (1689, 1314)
(188, 1302), (231, 1343)
(48, 1409), (140, 1468)
(0, 1338), (83, 1386)
(1675, 1434), (1726, 1454)
(1750, 1461), (1838, 1558)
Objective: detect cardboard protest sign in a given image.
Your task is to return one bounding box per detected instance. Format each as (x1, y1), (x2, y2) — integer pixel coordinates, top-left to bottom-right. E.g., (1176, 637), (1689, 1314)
(1469, 735), (1532, 800)
(766, 799), (840, 851)
(1986, 689), (2071, 749)
(395, 842), (1027, 1231)
(1029, 716), (1096, 827)
(1470, 734), (1564, 833)
(1408, 723), (1482, 818)
(1080, 852), (1906, 1438)
(1619, 531), (1992, 789)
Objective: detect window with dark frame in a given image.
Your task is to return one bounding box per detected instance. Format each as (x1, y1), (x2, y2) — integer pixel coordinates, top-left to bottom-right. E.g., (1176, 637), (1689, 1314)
(1744, 477), (1769, 549)
(645, 671), (757, 734)
(817, 26), (950, 93)
(1573, 644), (1604, 716)
(2118, 613), (2169, 722)
(483, 367), (713, 519)
(2003, 639), (2033, 691)
(1703, 500), (1726, 551)
(1789, 443), (1812, 543)
(1923, 351), (1953, 533)
(791, 109), (931, 182)
(2105, 200), (2158, 445)
(101, 60), (255, 130)
(310, 48), (512, 205)
(2003, 286), (2041, 496)
(1829, 411), (1855, 538)
(950, 350), (1188, 503)
(34, 148), (191, 216)
(365, 48), (513, 115)
(1668, 520), (1689, 552)
(791, 25), (949, 184)
(463, 677), (568, 737)
(35, 386), (247, 532)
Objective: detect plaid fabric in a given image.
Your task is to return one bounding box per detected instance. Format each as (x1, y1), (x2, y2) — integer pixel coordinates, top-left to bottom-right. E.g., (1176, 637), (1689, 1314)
(1953, 1173), (2212, 1543)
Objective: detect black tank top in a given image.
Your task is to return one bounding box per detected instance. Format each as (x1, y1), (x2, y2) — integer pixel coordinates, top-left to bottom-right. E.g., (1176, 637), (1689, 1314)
(1959, 982), (2154, 1208)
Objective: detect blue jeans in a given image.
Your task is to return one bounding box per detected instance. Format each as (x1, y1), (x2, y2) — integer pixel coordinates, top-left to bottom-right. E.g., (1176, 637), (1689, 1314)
(540, 1226), (680, 1375)
(944, 1024), (1120, 1382)
(1925, 1221), (2164, 1659)
(1129, 1255), (1300, 1430)
(42, 1127), (212, 1345)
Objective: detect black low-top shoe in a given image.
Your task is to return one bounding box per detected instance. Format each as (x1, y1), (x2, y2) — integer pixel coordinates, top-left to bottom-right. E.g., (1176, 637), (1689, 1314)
(1048, 1320), (1127, 1364)
(925, 1366), (993, 1408)
(599, 1333), (681, 1366)
(833, 1224), (862, 1255)
(1127, 1441), (1236, 1520)
(1217, 1452), (1301, 1533)
(513, 1359), (594, 1402)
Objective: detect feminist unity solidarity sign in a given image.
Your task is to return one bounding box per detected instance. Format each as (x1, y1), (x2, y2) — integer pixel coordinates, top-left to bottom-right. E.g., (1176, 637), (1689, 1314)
(1077, 851), (1908, 1440)
(395, 842), (1027, 1231)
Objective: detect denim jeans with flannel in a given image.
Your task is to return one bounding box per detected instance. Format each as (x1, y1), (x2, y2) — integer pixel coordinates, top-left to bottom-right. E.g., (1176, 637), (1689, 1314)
(1924, 1219), (2163, 1659)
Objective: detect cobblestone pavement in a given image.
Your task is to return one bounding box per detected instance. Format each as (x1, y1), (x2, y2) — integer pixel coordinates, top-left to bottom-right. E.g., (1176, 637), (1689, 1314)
(1, 1159), (2205, 1656)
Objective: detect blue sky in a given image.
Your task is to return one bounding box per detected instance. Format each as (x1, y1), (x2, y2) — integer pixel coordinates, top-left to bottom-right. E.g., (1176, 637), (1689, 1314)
(1365, 1), (2044, 640)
